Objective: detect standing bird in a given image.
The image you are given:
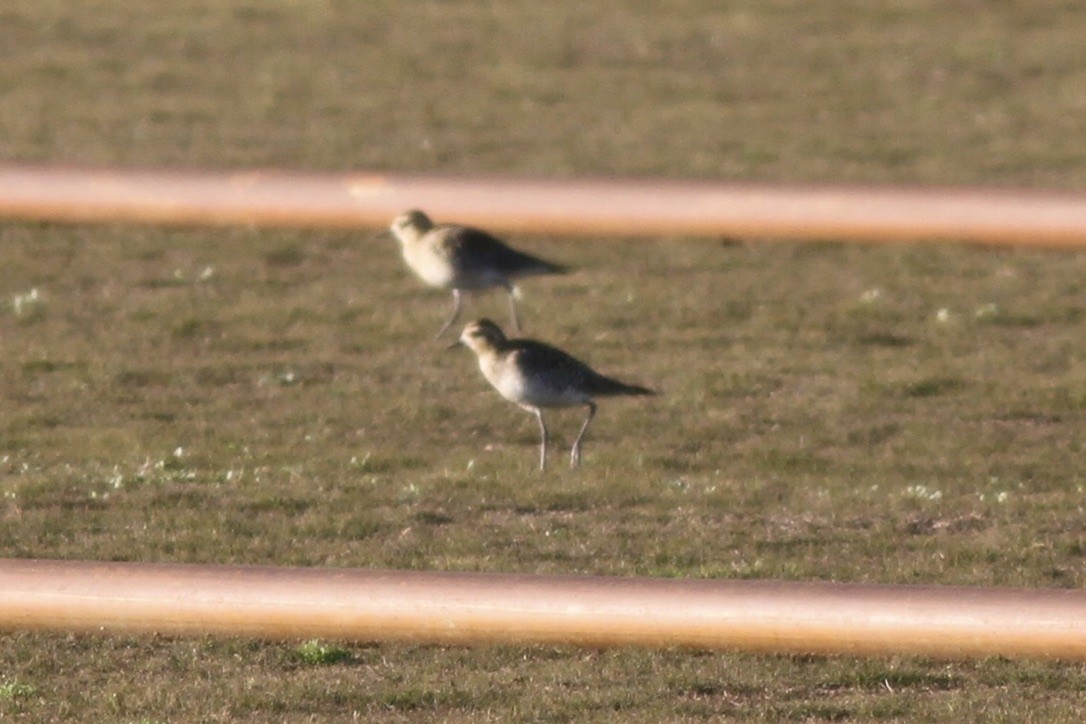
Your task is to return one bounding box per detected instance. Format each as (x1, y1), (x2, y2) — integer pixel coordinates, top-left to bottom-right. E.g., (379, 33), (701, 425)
(451, 319), (654, 470)
(389, 210), (568, 339)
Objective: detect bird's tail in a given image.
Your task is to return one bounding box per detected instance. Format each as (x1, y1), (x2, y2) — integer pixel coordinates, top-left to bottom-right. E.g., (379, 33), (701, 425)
(508, 250), (569, 277)
(544, 259), (570, 275)
(591, 374), (656, 397)
(522, 258), (569, 276)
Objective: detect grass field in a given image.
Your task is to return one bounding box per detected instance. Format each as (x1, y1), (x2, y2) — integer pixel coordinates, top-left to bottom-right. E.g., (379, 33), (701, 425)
(2, 1), (1086, 720)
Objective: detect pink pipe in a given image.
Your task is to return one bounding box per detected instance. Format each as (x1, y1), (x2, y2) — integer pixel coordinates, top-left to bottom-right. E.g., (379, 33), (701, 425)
(1, 165), (1085, 245)
(1, 559), (1084, 659)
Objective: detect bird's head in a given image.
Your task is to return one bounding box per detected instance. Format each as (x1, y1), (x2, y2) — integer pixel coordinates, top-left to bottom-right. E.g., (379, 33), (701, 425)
(389, 209), (434, 244)
(448, 318), (508, 355)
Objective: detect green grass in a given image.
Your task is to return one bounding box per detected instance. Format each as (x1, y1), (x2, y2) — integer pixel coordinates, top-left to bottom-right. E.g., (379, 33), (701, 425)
(295, 640), (354, 667)
(0, 680), (37, 700)
(3, 1), (1086, 720)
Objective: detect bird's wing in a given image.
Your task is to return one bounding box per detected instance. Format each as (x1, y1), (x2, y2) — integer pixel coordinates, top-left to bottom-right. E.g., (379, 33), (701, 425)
(507, 341), (595, 389)
(511, 341), (653, 397)
(444, 226), (564, 276)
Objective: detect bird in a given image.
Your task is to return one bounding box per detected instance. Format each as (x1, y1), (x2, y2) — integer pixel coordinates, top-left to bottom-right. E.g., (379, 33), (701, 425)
(450, 318), (654, 470)
(388, 209), (568, 339)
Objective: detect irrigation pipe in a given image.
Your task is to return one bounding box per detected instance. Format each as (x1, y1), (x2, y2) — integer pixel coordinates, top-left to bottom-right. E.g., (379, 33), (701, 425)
(2, 165), (1086, 246)
(1, 559), (1084, 660)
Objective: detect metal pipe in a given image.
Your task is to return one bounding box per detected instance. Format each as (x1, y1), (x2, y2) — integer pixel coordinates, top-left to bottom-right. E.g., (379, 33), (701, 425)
(1, 559), (1084, 659)
(2, 164), (1086, 246)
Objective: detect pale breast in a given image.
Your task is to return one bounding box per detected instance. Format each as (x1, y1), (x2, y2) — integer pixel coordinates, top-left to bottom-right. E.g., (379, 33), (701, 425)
(402, 243), (456, 288)
(403, 237), (506, 290)
(480, 353), (589, 409)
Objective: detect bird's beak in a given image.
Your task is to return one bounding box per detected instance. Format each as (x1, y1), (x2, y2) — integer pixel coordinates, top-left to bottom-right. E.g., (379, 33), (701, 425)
(445, 339), (463, 352)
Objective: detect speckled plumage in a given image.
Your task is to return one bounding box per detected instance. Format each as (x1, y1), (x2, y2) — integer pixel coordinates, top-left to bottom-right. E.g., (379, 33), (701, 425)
(389, 210), (567, 338)
(453, 319), (654, 470)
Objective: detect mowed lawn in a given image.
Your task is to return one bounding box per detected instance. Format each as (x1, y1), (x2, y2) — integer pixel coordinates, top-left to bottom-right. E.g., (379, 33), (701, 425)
(2, 1), (1086, 720)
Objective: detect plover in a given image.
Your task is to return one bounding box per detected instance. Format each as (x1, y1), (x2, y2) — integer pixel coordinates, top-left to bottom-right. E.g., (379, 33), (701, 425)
(389, 210), (567, 338)
(451, 319), (654, 470)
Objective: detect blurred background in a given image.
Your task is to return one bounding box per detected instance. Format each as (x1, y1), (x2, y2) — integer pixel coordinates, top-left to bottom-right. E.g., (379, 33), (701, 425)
(5, 1), (1086, 185)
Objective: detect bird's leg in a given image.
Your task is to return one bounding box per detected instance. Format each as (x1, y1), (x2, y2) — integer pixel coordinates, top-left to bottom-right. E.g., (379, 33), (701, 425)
(434, 289), (463, 340)
(506, 284), (522, 333)
(533, 408), (548, 472)
(570, 401), (597, 468)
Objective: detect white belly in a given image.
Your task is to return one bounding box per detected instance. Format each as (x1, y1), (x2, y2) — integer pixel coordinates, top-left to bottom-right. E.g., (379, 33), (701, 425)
(403, 246), (456, 288)
(481, 357), (587, 409)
